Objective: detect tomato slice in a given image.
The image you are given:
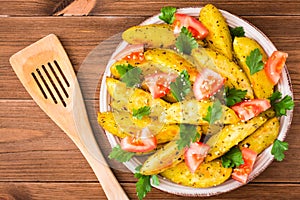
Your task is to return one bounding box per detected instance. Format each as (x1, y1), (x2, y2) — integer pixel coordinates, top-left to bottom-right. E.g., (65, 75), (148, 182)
(123, 51), (145, 63)
(231, 99), (271, 121)
(265, 51), (288, 85)
(184, 142), (210, 173)
(144, 73), (178, 99)
(120, 132), (157, 153)
(193, 68), (225, 100)
(232, 148), (258, 184)
(173, 13), (209, 39)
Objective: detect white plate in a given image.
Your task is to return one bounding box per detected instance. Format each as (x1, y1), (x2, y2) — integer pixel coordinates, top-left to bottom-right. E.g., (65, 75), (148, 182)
(99, 7), (293, 197)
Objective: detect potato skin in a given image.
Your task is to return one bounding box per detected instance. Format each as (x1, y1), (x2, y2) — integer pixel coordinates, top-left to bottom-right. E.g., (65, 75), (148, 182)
(144, 49), (199, 82)
(239, 117), (280, 154)
(199, 4), (233, 60)
(205, 114), (268, 161)
(165, 100), (239, 125)
(122, 24), (176, 48)
(160, 160), (232, 188)
(192, 48), (254, 99)
(140, 140), (185, 175)
(233, 37), (274, 99)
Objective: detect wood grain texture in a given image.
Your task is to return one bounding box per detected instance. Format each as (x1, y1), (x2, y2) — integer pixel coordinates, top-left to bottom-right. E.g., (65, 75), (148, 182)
(1, 0), (300, 199)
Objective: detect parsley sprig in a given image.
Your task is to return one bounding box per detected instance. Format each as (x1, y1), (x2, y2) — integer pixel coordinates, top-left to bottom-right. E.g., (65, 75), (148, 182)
(133, 106), (151, 120)
(135, 166), (159, 200)
(108, 145), (135, 162)
(221, 147), (244, 168)
(224, 87), (247, 107)
(170, 70), (191, 101)
(269, 91), (294, 116)
(176, 124), (200, 150)
(246, 48), (264, 75)
(203, 99), (223, 124)
(116, 64), (143, 87)
(175, 27), (199, 55)
(230, 26), (245, 39)
(271, 139), (288, 161)
(159, 6), (177, 24)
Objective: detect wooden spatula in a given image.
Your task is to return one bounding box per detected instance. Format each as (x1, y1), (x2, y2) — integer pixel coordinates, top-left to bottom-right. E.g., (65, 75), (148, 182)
(9, 34), (129, 200)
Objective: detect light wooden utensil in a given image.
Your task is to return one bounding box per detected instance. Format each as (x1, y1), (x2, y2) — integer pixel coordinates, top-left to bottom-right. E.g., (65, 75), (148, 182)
(9, 34), (129, 200)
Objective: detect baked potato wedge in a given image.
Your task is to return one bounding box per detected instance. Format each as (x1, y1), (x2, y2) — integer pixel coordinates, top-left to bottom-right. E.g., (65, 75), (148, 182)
(122, 24), (176, 48)
(160, 159), (232, 188)
(205, 114), (268, 161)
(239, 117), (280, 154)
(233, 37), (274, 99)
(165, 100), (239, 125)
(144, 49), (199, 82)
(140, 140), (185, 175)
(192, 48), (254, 99)
(199, 4), (233, 60)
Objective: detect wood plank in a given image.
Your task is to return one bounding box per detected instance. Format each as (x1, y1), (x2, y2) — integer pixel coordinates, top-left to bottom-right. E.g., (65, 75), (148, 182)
(0, 100), (299, 183)
(0, 182), (299, 200)
(1, 17), (300, 100)
(1, 0), (300, 16)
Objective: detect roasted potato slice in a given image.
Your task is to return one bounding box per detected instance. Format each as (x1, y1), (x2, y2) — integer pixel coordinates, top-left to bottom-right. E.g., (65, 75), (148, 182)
(122, 24), (176, 48)
(165, 100), (239, 125)
(205, 114), (269, 161)
(192, 48), (254, 99)
(144, 49), (199, 82)
(239, 117), (280, 154)
(233, 37), (274, 99)
(199, 4), (233, 60)
(161, 159), (232, 188)
(140, 140), (185, 175)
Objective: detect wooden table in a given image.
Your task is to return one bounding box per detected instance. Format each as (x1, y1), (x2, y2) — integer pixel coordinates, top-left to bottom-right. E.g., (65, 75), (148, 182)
(1, 0), (300, 199)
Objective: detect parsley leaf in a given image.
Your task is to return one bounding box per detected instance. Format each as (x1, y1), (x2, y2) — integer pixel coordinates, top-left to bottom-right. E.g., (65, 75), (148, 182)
(175, 27), (199, 55)
(203, 99), (223, 124)
(230, 26), (245, 39)
(271, 139), (288, 161)
(176, 124), (200, 150)
(246, 48), (264, 75)
(159, 6), (177, 24)
(115, 64), (135, 77)
(170, 70), (191, 101)
(108, 145), (135, 162)
(133, 106), (151, 120)
(134, 166), (159, 200)
(224, 87), (247, 107)
(120, 67), (143, 88)
(221, 147), (244, 168)
(269, 91), (294, 117)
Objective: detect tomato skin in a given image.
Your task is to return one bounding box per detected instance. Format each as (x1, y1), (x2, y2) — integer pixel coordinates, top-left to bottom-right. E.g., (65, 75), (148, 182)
(123, 51), (145, 62)
(232, 148), (258, 184)
(265, 51), (288, 85)
(231, 99), (271, 121)
(184, 142), (210, 173)
(173, 13), (209, 39)
(120, 135), (157, 153)
(144, 73), (178, 99)
(193, 68), (225, 100)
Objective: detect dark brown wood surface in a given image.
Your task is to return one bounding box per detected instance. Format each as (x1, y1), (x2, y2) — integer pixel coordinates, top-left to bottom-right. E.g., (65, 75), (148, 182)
(1, 1), (299, 199)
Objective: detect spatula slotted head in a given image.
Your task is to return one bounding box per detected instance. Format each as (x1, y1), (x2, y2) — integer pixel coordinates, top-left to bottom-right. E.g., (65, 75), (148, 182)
(9, 34), (80, 133)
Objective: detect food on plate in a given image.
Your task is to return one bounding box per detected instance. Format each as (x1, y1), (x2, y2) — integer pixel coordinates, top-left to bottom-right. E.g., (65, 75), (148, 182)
(98, 4), (293, 199)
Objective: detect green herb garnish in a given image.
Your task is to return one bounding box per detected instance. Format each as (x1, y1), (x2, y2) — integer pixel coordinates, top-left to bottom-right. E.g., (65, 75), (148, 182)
(269, 91), (294, 117)
(133, 106), (151, 120)
(170, 70), (191, 101)
(224, 87), (247, 107)
(120, 67), (143, 88)
(135, 166), (159, 200)
(221, 147), (244, 168)
(176, 124), (200, 150)
(271, 139), (288, 161)
(108, 145), (135, 162)
(246, 48), (264, 75)
(175, 27), (198, 55)
(203, 99), (223, 124)
(159, 6), (177, 24)
(230, 26), (245, 39)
